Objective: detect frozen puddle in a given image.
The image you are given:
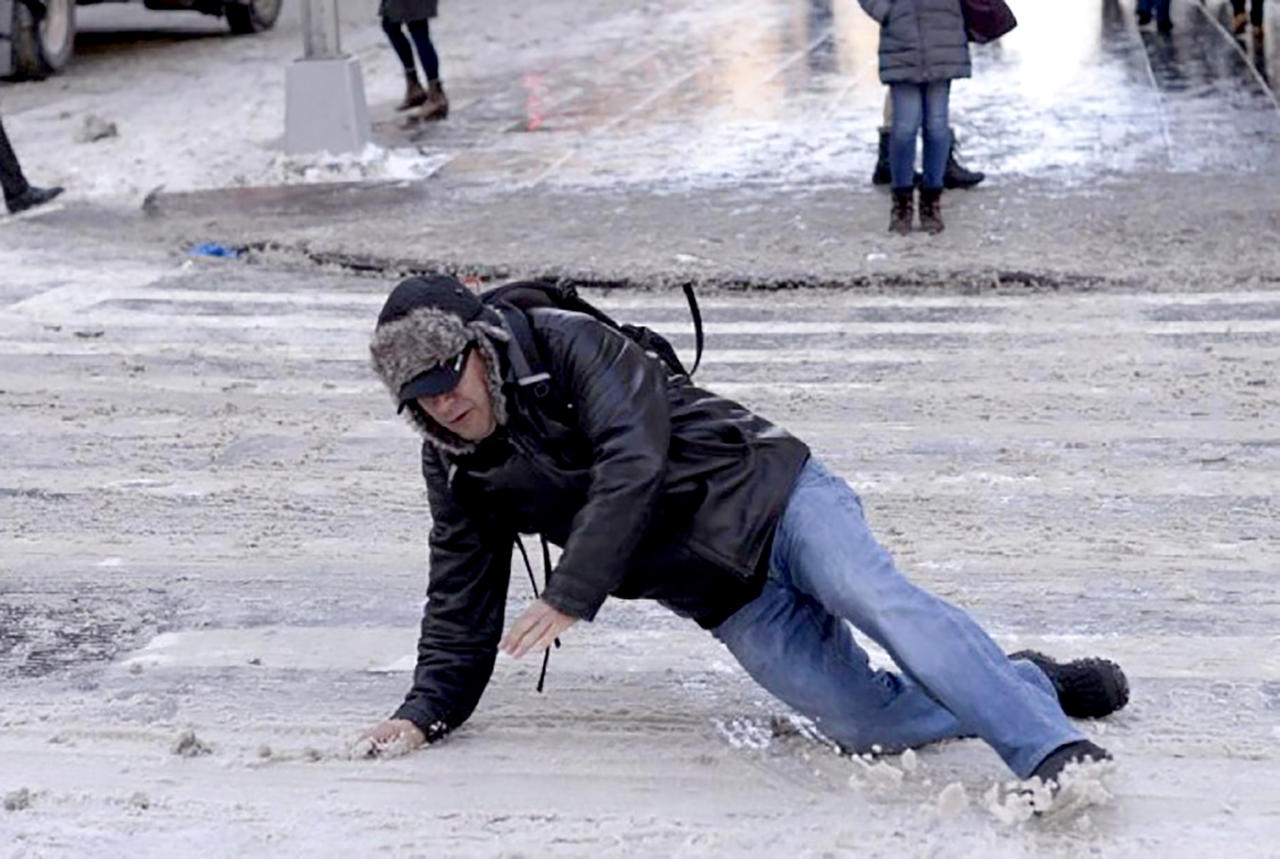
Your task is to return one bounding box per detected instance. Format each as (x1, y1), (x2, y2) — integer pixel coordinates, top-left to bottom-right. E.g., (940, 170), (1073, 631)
(120, 627), (1280, 680)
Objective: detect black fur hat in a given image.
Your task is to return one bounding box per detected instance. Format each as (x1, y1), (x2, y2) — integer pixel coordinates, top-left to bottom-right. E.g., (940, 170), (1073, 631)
(369, 276), (509, 454)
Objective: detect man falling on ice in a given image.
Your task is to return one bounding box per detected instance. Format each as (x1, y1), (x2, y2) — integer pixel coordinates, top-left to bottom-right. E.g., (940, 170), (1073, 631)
(358, 276), (1129, 796)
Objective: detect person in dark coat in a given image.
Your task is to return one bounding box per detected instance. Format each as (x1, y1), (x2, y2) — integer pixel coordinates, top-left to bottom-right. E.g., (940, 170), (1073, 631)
(380, 0), (448, 119)
(1, 115), (63, 215)
(858, 0), (971, 235)
(1136, 0), (1174, 33)
(356, 276), (1130, 793)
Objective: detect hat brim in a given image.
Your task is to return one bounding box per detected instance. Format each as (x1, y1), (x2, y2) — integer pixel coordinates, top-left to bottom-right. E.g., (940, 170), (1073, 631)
(397, 363), (465, 411)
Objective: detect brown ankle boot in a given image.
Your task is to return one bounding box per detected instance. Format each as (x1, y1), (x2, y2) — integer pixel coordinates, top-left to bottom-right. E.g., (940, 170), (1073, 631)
(396, 74), (428, 111)
(889, 188), (914, 235)
(419, 80), (449, 120)
(918, 187), (945, 234)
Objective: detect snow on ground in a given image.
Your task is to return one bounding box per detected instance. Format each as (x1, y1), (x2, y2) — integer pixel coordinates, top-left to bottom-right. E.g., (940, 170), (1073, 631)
(3, 0), (1280, 855)
(0, 0), (456, 204)
(1, 241), (1278, 855)
(3, 0), (1277, 209)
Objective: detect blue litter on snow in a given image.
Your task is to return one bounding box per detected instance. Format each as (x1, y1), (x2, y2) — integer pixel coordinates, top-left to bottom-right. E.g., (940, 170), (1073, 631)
(188, 242), (241, 259)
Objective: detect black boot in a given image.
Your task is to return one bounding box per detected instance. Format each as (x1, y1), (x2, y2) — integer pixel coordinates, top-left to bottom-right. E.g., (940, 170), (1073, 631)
(1010, 650), (1130, 718)
(1031, 739), (1112, 789)
(888, 188), (913, 235)
(872, 127), (891, 185)
(918, 187), (944, 234)
(943, 130), (985, 189)
(5, 185), (63, 214)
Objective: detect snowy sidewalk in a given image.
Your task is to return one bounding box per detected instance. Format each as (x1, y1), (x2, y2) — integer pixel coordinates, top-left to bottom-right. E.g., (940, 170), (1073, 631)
(2, 0), (1278, 203)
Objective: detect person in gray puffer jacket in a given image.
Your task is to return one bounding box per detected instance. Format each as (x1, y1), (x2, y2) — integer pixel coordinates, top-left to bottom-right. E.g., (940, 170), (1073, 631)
(858, 0), (971, 235)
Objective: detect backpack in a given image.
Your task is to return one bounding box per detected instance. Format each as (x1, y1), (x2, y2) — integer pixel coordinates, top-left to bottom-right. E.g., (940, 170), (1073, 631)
(480, 280), (703, 397)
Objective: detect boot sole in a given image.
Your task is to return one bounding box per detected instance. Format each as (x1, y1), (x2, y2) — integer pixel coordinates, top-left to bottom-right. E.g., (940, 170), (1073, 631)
(395, 96), (429, 112)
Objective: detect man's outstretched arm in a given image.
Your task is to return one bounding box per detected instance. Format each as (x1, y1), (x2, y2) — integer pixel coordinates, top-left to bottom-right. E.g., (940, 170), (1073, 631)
(359, 447), (513, 755)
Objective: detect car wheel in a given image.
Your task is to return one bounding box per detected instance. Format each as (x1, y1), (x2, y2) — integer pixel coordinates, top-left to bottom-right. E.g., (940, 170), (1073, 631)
(226, 0), (282, 35)
(11, 0), (76, 79)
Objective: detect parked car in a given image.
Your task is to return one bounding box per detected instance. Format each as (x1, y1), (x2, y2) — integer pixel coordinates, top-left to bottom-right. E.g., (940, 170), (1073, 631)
(1, 0), (282, 79)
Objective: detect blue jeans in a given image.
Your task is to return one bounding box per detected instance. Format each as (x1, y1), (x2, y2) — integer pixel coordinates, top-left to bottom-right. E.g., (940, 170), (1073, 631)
(712, 460), (1083, 778)
(889, 81), (951, 191)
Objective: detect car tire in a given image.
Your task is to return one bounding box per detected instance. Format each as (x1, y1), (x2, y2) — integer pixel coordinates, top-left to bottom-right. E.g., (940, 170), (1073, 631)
(11, 0), (76, 79)
(225, 0), (282, 35)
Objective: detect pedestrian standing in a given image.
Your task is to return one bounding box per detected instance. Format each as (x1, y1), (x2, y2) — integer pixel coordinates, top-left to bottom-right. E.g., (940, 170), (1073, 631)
(1, 115), (63, 215)
(858, 0), (970, 235)
(380, 0), (449, 120)
(355, 276), (1129, 802)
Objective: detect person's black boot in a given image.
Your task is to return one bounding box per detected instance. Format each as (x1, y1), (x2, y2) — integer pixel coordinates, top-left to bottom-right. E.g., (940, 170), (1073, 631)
(943, 131), (985, 189)
(918, 187), (944, 234)
(872, 127), (892, 185)
(1010, 650), (1130, 718)
(1031, 739), (1112, 789)
(5, 185), (63, 214)
(889, 188), (914, 235)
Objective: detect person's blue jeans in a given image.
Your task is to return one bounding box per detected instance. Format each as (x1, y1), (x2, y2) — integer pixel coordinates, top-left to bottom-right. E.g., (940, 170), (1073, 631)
(1136, 0), (1172, 25)
(889, 80), (951, 191)
(712, 460), (1084, 779)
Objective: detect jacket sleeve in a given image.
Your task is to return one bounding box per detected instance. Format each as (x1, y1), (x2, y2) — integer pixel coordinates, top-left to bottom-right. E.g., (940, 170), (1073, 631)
(858, 0), (892, 25)
(535, 313), (671, 621)
(392, 444), (513, 741)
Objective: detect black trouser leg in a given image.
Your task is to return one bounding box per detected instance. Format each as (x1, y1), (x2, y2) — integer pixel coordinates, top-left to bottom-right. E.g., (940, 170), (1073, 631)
(406, 19), (440, 81)
(0, 118), (32, 205)
(1231, 0), (1264, 25)
(381, 18), (417, 73)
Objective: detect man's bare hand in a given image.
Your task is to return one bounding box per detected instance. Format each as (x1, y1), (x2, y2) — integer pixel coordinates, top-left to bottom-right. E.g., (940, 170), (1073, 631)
(352, 719), (426, 759)
(501, 599), (577, 659)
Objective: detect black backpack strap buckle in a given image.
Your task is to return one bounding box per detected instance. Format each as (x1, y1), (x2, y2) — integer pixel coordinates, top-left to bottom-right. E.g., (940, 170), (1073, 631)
(493, 303), (552, 397)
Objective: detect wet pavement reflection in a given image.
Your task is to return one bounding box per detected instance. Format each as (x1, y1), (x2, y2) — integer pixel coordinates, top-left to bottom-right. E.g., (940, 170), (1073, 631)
(385, 0), (1280, 191)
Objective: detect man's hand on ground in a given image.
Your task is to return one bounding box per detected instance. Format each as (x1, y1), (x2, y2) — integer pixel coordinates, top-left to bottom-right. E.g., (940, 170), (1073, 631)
(353, 719), (426, 759)
(501, 599), (577, 659)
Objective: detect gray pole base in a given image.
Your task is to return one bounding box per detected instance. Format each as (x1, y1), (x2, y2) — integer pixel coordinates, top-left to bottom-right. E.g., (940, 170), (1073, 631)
(284, 55), (371, 156)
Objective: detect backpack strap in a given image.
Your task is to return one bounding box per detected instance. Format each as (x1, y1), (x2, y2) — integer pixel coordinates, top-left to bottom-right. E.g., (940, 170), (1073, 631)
(512, 534), (561, 693)
(491, 301), (553, 398)
(681, 282), (703, 376)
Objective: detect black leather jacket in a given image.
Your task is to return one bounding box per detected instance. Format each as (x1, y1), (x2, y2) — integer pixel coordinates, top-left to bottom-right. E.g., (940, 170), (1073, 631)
(393, 308), (809, 739)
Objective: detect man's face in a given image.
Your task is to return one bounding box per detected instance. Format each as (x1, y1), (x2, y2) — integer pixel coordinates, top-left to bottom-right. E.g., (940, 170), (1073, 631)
(416, 346), (497, 442)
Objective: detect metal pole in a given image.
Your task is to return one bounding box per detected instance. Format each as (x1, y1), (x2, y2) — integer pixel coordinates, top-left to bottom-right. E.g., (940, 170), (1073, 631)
(285, 0), (370, 154)
(300, 0), (341, 59)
